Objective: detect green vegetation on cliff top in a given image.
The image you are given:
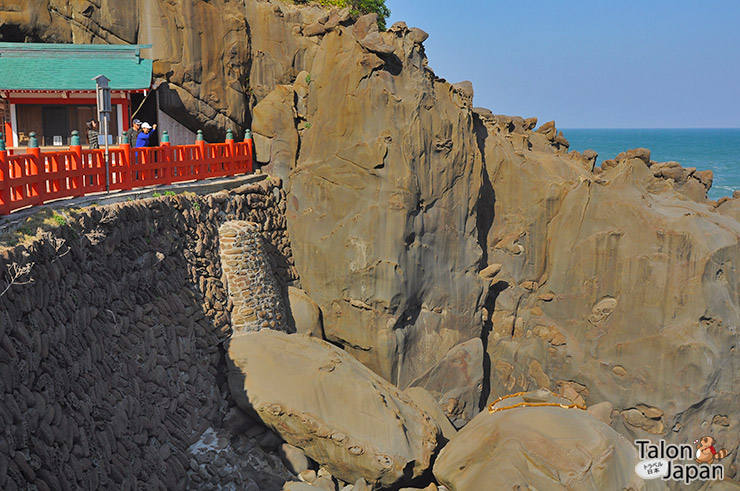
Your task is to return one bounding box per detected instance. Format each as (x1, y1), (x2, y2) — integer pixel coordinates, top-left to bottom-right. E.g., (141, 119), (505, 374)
(294, 0), (390, 29)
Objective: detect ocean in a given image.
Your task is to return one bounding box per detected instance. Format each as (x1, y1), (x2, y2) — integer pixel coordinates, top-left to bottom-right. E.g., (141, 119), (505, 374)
(563, 129), (740, 200)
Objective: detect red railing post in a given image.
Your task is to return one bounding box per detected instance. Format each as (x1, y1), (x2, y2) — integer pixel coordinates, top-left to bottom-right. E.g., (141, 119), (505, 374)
(70, 130), (84, 196)
(27, 132), (45, 205)
(196, 130), (206, 178)
(0, 135), (9, 214)
(161, 130), (172, 185)
(225, 129), (235, 174)
(120, 135), (132, 190)
(244, 129), (254, 174)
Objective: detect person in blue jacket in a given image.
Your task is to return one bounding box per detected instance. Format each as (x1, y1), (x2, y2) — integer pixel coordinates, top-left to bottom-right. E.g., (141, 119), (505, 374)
(135, 122), (157, 147)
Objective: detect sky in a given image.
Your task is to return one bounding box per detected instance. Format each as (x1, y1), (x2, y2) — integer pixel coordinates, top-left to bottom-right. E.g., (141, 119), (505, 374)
(385, 1), (740, 128)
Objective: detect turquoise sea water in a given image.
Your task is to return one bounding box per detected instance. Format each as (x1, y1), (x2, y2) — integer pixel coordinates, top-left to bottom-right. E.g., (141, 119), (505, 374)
(563, 129), (740, 200)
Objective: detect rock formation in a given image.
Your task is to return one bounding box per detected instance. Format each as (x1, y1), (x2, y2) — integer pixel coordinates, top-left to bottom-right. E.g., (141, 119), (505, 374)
(281, 15), (487, 390)
(226, 330), (439, 488)
(4, 0), (740, 488)
(477, 114), (740, 475)
(433, 390), (661, 490)
(407, 339), (484, 426)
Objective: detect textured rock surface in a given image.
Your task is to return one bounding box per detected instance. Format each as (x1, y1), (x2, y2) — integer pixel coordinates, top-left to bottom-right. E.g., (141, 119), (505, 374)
(283, 14), (487, 388)
(187, 426), (291, 490)
(287, 286), (324, 338)
(477, 112), (740, 474)
(0, 179), (295, 490)
(227, 330), (439, 488)
(407, 338), (484, 425)
(433, 391), (662, 490)
(0, 0), (331, 139)
(219, 220), (289, 334)
(404, 387), (457, 445)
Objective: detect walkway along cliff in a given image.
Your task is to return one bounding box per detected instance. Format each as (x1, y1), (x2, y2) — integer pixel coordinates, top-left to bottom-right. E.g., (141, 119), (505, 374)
(1, 0), (740, 489)
(0, 129), (254, 215)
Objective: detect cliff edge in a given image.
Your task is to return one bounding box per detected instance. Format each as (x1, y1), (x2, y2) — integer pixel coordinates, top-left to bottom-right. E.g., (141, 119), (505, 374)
(3, 0), (740, 487)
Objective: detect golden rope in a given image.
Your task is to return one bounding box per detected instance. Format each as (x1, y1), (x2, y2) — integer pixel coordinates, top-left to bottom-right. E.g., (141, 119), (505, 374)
(488, 388), (587, 414)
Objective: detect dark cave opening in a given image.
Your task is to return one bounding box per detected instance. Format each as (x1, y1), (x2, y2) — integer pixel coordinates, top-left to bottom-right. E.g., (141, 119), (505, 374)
(0, 24), (42, 43)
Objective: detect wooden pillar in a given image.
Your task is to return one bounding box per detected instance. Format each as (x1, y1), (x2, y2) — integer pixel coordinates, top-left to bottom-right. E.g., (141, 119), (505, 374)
(0, 136), (9, 214)
(226, 128), (235, 174)
(70, 130), (84, 196)
(196, 130), (206, 178)
(244, 129), (254, 174)
(161, 130), (172, 185)
(27, 132), (44, 204)
(121, 98), (131, 131)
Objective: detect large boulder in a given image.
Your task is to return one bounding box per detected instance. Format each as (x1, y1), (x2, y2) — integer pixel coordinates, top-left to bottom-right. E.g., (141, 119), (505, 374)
(287, 286), (324, 338)
(404, 387), (457, 445)
(407, 338), (484, 425)
(227, 330), (439, 488)
(433, 390), (664, 490)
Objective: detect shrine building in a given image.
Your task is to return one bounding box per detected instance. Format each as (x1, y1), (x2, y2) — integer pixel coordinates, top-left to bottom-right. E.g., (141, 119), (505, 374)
(0, 42), (153, 148)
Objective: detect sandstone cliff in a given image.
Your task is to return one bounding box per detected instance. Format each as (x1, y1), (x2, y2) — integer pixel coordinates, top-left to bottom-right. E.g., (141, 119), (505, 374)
(4, 0), (740, 487)
(238, 3), (740, 480)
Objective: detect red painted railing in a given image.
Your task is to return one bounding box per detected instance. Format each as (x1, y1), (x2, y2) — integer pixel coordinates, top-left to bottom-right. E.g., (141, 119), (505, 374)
(0, 131), (254, 215)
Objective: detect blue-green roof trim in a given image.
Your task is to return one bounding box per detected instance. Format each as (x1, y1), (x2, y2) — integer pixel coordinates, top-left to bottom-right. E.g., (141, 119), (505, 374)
(0, 43), (153, 91)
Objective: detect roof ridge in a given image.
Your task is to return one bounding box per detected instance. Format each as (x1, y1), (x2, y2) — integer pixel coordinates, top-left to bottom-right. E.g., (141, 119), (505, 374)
(0, 42), (153, 59)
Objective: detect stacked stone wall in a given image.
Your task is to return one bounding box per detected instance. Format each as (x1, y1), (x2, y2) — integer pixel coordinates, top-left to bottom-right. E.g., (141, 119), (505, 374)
(219, 220), (290, 335)
(0, 178), (296, 490)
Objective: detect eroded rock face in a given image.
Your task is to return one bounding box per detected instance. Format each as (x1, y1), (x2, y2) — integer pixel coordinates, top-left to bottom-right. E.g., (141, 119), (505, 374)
(287, 286), (324, 338)
(0, 0), (331, 140)
(11, 0), (740, 480)
(283, 15), (487, 388)
(226, 330), (439, 488)
(433, 390), (663, 490)
(408, 338), (484, 425)
(477, 115), (740, 473)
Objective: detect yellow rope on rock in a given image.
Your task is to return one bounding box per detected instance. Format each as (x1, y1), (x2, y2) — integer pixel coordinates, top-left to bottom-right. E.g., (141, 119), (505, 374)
(488, 388), (587, 414)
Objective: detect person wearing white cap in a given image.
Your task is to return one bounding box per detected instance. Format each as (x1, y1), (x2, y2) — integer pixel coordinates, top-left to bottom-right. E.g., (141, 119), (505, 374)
(135, 122), (157, 148)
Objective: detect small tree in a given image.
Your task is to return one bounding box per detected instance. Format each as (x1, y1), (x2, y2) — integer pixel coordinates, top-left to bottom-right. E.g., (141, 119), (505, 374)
(350, 0), (391, 29)
(295, 0), (391, 30)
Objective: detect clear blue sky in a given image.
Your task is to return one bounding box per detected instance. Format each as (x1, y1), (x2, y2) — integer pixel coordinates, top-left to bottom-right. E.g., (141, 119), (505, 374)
(385, 1), (740, 128)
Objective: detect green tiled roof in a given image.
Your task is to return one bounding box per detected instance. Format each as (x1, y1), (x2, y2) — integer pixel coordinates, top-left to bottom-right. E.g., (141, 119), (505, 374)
(0, 42), (153, 91)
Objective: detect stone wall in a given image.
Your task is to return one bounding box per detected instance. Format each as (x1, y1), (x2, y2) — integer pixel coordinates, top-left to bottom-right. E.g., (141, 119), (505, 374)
(219, 220), (290, 335)
(0, 177), (296, 490)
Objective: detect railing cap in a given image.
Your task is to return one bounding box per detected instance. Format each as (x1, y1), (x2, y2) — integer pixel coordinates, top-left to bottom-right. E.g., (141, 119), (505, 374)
(226, 128), (234, 141)
(121, 132), (128, 144)
(162, 130), (170, 143)
(0, 137), (5, 151)
(28, 131), (38, 148)
(196, 129), (204, 142)
(71, 130), (80, 146)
